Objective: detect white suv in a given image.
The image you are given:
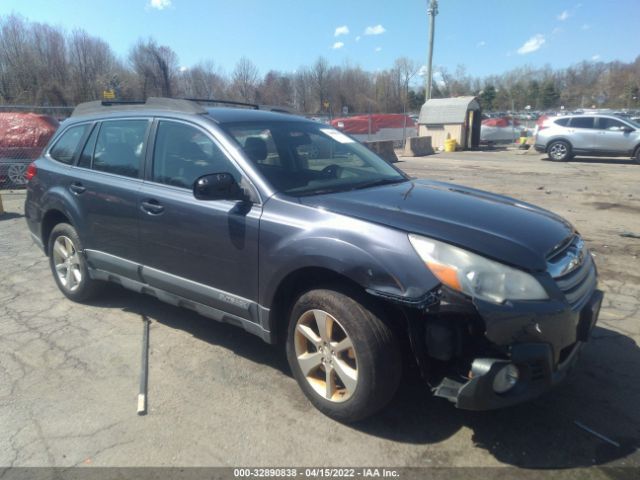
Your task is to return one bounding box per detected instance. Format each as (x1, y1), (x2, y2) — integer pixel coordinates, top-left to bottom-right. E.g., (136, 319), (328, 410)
(534, 114), (640, 163)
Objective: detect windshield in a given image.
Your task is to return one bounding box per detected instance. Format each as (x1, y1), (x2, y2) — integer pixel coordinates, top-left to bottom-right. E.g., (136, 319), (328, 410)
(221, 120), (408, 196)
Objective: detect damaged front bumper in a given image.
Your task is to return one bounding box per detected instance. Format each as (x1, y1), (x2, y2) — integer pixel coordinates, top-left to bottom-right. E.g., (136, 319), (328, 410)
(430, 288), (604, 411)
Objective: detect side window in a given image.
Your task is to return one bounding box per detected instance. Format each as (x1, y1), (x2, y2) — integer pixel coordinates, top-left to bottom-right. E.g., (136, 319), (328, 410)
(231, 128), (283, 167)
(152, 121), (240, 189)
(93, 119), (149, 178)
(554, 117), (570, 127)
(598, 117), (628, 131)
(569, 117), (595, 129)
(77, 124), (99, 169)
(49, 124), (89, 164)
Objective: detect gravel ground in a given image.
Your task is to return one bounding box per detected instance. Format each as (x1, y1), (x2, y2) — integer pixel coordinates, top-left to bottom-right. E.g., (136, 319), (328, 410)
(0, 150), (638, 472)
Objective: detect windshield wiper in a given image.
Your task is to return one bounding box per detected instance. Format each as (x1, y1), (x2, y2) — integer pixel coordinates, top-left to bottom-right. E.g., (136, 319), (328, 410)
(352, 177), (408, 190)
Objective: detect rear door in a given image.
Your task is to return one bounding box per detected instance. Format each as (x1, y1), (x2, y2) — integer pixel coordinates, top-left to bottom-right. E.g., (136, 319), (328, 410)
(567, 116), (597, 150)
(137, 119), (261, 320)
(70, 118), (151, 278)
(595, 117), (637, 154)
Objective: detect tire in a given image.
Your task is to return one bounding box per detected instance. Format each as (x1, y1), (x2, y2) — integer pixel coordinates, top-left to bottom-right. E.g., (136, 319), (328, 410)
(634, 147), (640, 165)
(547, 140), (572, 162)
(286, 287), (402, 422)
(48, 223), (103, 302)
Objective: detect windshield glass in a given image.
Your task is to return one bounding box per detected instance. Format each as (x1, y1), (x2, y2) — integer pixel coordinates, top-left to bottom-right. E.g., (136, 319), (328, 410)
(221, 120), (407, 196)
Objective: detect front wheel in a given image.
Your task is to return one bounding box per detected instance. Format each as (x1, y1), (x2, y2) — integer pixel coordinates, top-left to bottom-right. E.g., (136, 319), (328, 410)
(48, 223), (103, 302)
(286, 288), (402, 422)
(547, 140), (572, 161)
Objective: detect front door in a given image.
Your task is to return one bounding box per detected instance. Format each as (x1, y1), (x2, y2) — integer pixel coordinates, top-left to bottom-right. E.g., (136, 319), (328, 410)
(137, 119), (261, 320)
(595, 117), (637, 154)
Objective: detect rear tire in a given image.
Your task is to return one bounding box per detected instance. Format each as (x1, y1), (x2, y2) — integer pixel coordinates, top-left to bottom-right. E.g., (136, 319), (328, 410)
(634, 147), (640, 164)
(547, 140), (572, 161)
(48, 223), (103, 302)
(286, 287), (402, 423)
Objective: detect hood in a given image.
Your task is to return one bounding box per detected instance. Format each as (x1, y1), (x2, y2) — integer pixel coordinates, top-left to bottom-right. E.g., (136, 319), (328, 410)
(299, 179), (574, 271)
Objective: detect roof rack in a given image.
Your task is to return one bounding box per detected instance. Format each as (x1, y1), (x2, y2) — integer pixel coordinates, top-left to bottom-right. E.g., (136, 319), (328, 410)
(71, 97), (207, 117)
(183, 98), (260, 110)
(71, 96), (297, 118)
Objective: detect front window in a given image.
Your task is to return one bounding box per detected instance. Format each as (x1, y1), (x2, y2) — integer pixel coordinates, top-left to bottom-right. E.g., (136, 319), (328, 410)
(220, 121), (407, 196)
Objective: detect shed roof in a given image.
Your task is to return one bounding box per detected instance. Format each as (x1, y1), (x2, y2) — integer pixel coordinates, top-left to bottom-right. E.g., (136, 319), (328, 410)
(418, 96), (480, 124)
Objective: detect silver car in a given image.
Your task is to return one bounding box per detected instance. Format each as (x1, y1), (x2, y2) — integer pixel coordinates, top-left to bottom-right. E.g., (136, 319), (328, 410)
(534, 114), (640, 163)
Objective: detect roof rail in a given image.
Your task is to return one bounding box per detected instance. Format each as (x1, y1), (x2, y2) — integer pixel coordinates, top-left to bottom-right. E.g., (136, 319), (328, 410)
(71, 97), (207, 117)
(183, 98), (260, 110)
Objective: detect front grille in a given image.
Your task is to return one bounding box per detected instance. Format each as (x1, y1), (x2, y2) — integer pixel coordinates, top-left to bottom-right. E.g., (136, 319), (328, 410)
(548, 236), (597, 309)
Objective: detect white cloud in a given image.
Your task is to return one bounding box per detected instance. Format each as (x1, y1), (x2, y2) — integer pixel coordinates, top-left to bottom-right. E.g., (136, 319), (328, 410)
(332, 42), (344, 50)
(364, 24), (386, 35)
(355, 36), (361, 42)
(374, 46), (382, 52)
(477, 40), (486, 47)
(179, 66), (188, 72)
(581, 23), (591, 30)
(552, 27), (563, 35)
(517, 34), (545, 55)
(592, 54), (601, 61)
(148, 0), (171, 10)
(334, 25), (349, 37)
(557, 10), (570, 21)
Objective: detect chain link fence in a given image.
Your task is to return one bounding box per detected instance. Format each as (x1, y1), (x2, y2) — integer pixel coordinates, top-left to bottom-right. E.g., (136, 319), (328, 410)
(0, 105), (72, 189)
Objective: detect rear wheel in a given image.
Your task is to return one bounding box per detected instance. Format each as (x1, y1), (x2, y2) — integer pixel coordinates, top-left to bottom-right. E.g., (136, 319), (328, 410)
(48, 223), (103, 302)
(286, 288), (402, 422)
(547, 140), (572, 161)
(634, 147), (640, 164)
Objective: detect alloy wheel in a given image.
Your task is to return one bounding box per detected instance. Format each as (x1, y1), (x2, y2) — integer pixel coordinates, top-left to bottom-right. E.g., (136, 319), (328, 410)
(52, 236), (82, 292)
(293, 309), (358, 402)
(7, 164), (27, 185)
(549, 143), (567, 160)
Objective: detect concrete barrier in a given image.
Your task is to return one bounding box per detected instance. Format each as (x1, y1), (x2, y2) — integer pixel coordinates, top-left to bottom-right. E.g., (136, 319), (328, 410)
(403, 136), (434, 157)
(363, 140), (398, 163)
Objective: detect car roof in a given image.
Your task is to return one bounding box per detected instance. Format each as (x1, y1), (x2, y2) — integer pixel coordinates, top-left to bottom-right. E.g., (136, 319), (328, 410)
(69, 97), (310, 125)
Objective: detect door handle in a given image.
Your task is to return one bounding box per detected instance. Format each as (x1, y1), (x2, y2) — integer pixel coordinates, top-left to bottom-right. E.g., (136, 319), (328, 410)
(141, 199), (165, 215)
(69, 182), (86, 194)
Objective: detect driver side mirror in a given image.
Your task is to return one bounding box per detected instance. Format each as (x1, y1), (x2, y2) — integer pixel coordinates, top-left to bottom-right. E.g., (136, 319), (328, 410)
(622, 126), (634, 133)
(193, 173), (245, 201)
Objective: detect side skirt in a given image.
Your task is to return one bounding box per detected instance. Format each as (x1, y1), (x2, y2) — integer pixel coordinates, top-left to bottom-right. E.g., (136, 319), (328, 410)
(89, 268), (274, 344)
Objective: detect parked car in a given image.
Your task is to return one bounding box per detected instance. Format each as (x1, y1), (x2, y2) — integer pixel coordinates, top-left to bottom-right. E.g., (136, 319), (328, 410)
(25, 98), (603, 422)
(0, 112), (59, 187)
(535, 114), (640, 162)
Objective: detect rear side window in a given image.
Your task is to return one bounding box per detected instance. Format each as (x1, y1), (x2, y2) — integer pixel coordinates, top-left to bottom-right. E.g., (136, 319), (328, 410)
(93, 120), (149, 178)
(77, 124), (99, 169)
(49, 124), (89, 164)
(554, 118), (570, 126)
(569, 117), (595, 129)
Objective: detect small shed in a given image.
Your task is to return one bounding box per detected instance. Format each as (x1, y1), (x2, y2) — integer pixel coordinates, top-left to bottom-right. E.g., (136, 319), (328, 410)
(418, 96), (481, 150)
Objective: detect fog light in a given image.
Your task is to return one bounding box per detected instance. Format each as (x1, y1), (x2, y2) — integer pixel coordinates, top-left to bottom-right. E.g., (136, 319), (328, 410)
(492, 364), (519, 394)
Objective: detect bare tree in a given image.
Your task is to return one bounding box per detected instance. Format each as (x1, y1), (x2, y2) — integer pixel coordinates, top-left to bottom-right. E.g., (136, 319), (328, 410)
(129, 39), (178, 97)
(311, 57), (330, 112)
(231, 57), (259, 102)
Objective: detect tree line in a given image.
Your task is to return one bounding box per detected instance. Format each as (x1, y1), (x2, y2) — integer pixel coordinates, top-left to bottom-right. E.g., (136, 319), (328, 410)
(1, 14), (638, 114)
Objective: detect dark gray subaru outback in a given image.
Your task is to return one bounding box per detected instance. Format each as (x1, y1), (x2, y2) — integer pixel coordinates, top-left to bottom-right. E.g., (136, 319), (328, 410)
(25, 98), (603, 422)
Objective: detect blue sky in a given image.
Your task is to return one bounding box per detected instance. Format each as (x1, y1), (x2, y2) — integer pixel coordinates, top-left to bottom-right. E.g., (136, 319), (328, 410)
(1, 0), (638, 83)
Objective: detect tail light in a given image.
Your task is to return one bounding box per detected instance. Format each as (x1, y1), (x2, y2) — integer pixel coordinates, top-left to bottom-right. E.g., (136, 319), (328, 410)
(25, 162), (37, 181)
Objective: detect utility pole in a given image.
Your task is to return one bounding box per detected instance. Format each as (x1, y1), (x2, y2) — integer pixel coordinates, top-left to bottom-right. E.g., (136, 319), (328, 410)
(425, 0), (438, 100)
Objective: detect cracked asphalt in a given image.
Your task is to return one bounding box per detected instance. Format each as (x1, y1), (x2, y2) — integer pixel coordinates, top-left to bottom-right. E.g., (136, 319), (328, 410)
(0, 150), (639, 470)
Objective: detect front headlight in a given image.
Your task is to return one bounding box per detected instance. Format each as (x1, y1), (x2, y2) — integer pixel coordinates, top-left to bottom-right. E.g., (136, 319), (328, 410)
(408, 234), (548, 304)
